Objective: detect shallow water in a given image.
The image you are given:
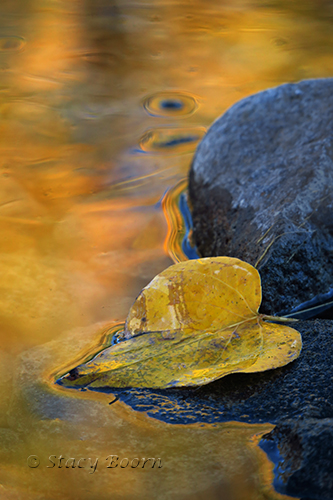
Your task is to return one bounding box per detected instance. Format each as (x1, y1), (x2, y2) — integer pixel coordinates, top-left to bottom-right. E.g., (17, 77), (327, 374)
(1, 0), (332, 498)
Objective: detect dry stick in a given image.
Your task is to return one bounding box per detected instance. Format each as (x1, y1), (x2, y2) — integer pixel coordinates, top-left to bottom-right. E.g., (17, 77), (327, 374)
(255, 194), (330, 268)
(255, 229), (311, 268)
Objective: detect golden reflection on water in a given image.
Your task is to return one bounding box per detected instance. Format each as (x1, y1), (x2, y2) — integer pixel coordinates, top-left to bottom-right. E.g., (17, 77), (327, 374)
(1, 0), (332, 498)
(162, 178), (193, 263)
(3, 322), (279, 500)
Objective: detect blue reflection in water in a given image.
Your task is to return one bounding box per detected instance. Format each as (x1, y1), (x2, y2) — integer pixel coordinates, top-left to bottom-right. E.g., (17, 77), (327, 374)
(156, 135), (200, 149)
(259, 437), (291, 497)
(160, 99), (184, 110)
(178, 192), (199, 260)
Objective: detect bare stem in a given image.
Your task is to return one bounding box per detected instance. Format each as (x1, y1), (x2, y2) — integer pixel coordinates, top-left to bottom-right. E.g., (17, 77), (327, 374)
(261, 314), (298, 323)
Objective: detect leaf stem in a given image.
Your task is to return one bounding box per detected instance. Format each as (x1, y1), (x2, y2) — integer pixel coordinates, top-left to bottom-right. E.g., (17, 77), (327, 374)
(261, 314), (298, 323)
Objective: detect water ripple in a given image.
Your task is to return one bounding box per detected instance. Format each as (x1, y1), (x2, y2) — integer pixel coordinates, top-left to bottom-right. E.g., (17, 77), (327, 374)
(0, 36), (26, 52)
(143, 91), (198, 117)
(139, 127), (206, 154)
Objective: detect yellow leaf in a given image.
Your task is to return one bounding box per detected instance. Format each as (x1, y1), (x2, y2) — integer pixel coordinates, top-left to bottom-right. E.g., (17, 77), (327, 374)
(59, 257), (302, 389)
(124, 257), (261, 338)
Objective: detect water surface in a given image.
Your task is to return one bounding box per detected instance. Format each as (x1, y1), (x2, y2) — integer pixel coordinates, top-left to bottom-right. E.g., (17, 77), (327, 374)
(1, 0), (332, 498)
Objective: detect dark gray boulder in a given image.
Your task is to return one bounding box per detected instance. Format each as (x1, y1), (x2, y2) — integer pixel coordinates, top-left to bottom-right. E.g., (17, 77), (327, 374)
(261, 418), (333, 500)
(189, 79), (333, 316)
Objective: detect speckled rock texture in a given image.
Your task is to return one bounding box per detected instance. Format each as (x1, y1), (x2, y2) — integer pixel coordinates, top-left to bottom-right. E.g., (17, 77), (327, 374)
(189, 79), (333, 316)
(261, 418), (333, 500)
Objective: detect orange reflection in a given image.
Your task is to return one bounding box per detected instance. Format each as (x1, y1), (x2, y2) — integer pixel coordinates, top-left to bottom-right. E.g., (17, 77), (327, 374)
(162, 178), (189, 262)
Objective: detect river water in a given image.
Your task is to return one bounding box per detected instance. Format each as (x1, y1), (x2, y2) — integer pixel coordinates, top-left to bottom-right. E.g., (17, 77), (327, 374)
(1, 0), (332, 499)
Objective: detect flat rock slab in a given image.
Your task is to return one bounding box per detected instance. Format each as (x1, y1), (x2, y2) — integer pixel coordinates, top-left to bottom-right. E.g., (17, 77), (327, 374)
(189, 79), (333, 315)
(80, 320), (333, 425)
(261, 418), (333, 500)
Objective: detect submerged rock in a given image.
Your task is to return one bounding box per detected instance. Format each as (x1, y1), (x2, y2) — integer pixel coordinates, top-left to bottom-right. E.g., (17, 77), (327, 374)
(261, 418), (333, 500)
(189, 79), (333, 316)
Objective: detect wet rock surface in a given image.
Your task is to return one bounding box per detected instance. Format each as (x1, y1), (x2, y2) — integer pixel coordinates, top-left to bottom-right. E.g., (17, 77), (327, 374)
(105, 320), (333, 498)
(260, 418), (333, 500)
(188, 78), (333, 316)
(93, 320), (333, 425)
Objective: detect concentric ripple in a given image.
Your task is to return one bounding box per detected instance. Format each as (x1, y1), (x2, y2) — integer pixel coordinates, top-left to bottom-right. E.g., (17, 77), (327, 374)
(139, 127), (206, 154)
(143, 91), (198, 117)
